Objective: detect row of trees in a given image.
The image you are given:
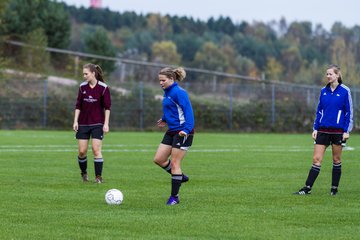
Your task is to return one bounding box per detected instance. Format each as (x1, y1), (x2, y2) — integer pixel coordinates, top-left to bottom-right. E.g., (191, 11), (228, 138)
(63, 3), (360, 85)
(1, 0), (360, 85)
(0, 0), (116, 74)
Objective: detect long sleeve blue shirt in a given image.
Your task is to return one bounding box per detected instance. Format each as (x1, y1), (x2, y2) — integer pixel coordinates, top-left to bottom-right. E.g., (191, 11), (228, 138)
(162, 82), (194, 134)
(313, 84), (353, 133)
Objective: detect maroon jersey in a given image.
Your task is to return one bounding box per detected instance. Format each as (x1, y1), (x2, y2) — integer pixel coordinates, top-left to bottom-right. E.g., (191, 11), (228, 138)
(75, 81), (111, 126)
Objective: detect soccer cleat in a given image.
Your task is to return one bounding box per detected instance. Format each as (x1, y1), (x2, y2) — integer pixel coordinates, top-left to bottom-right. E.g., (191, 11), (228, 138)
(81, 173), (89, 182)
(330, 187), (338, 196)
(94, 175), (103, 183)
(182, 174), (189, 183)
(166, 195), (179, 205)
(294, 186), (311, 195)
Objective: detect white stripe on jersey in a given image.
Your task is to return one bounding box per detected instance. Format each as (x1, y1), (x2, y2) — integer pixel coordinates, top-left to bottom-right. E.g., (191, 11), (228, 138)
(337, 110), (342, 124)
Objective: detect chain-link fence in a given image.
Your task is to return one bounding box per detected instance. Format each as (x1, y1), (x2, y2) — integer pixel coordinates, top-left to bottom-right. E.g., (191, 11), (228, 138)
(1, 40), (359, 132)
(1, 74), (359, 132)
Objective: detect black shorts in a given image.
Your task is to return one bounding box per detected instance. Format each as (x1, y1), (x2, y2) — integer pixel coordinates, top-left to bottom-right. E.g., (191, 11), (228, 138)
(315, 132), (343, 146)
(76, 125), (104, 140)
(161, 131), (194, 151)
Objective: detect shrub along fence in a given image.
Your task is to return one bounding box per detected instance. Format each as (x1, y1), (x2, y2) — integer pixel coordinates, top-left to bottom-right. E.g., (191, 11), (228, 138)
(1, 75), (359, 132)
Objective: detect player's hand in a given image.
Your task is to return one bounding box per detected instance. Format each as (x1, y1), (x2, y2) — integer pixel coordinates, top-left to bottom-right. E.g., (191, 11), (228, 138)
(312, 130), (317, 140)
(179, 131), (187, 137)
(103, 124), (109, 133)
(343, 132), (349, 141)
(157, 119), (166, 128)
(73, 122), (78, 132)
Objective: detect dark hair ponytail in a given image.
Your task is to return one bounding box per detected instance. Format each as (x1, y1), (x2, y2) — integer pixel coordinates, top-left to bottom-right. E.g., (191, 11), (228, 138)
(83, 63), (105, 82)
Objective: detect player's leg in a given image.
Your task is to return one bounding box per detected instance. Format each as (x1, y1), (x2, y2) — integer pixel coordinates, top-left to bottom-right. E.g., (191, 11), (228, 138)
(91, 126), (104, 183)
(92, 138), (103, 183)
(295, 133), (328, 195)
(306, 144), (326, 187)
(78, 139), (89, 181)
(154, 142), (189, 183)
(330, 140), (343, 195)
(166, 148), (187, 205)
(78, 139), (89, 158)
(166, 134), (193, 205)
(154, 132), (173, 174)
(76, 126), (90, 182)
(154, 143), (172, 173)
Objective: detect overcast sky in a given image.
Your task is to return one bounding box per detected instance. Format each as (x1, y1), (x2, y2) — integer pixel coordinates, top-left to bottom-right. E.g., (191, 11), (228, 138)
(60, 0), (359, 31)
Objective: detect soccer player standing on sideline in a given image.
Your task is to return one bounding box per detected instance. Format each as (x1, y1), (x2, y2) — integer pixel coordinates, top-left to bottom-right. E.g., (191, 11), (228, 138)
(295, 64), (353, 195)
(73, 63), (111, 183)
(153, 67), (195, 205)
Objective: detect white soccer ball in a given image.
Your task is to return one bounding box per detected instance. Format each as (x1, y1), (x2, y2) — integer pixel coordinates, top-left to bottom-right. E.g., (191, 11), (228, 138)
(105, 189), (123, 205)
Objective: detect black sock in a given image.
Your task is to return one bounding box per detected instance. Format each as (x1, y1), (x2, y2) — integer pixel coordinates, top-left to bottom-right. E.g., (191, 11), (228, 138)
(332, 162), (342, 188)
(305, 164), (321, 188)
(94, 158), (103, 176)
(78, 156), (87, 174)
(162, 160), (172, 174)
(171, 174), (182, 196)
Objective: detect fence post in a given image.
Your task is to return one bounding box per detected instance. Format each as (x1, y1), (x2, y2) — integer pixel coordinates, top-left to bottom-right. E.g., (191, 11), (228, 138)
(313, 87), (318, 110)
(306, 88), (311, 107)
(212, 75), (217, 92)
(120, 62), (126, 83)
(228, 83), (233, 130)
(43, 79), (47, 128)
(185, 81), (190, 90)
(353, 90), (357, 128)
(139, 81), (144, 130)
(271, 84), (275, 126)
(74, 56), (79, 77)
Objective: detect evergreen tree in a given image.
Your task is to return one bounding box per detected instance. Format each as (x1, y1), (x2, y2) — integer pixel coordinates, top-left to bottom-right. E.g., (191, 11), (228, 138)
(20, 28), (50, 73)
(0, 0), (70, 49)
(83, 26), (116, 74)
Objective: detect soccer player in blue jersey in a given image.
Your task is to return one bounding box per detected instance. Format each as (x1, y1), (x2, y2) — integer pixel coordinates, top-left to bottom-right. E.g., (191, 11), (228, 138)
(295, 64), (353, 195)
(153, 67), (195, 205)
(73, 63), (111, 183)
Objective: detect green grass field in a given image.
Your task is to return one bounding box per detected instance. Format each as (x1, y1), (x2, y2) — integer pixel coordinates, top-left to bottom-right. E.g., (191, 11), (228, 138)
(1, 130), (359, 239)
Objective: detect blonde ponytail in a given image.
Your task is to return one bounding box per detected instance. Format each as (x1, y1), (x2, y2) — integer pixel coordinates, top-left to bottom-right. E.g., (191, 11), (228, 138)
(174, 67), (186, 81)
(159, 67), (187, 82)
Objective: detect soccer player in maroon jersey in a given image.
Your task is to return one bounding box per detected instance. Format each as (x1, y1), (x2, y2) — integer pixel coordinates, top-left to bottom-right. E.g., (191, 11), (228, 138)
(73, 63), (111, 183)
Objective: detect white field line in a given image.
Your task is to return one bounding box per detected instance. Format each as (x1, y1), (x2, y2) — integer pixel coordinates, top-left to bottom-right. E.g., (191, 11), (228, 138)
(0, 144), (355, 152)
(0, 149), (241, 152)
(0, 144), (330, 148)
(0, 144), (155, 148)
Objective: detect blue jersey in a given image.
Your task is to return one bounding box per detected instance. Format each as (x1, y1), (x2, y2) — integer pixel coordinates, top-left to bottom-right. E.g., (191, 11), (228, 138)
(162, 82), (194, 134)
(313, 84), (353, 133)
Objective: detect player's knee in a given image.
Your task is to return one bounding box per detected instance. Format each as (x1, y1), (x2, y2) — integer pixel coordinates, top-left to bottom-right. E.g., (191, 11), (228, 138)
(93, 148), (102, 158)
(78, 149), (87, 157)
(170, 160), (180, 170)
(153, 156), (162, 165)
(312, 156), (322, 165)
(333, 157), (341, 164)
